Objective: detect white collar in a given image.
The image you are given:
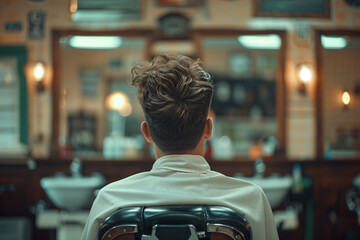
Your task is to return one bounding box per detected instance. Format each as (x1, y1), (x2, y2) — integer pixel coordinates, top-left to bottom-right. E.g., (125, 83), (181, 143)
(152, 154), (210, 174)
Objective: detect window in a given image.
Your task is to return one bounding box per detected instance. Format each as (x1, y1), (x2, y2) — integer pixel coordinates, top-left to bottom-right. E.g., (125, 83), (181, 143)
(0, 46), (28, 156)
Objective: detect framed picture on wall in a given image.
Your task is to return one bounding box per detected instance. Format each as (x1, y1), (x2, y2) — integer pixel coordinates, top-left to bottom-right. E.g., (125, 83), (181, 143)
(253, 0), (331, 19)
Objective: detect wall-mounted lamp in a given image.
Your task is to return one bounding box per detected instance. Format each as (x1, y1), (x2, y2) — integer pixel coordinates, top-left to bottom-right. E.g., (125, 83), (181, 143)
(32, 61), (46, 92)
(296, 63), (314, 95)
(342, 91), (351, 109)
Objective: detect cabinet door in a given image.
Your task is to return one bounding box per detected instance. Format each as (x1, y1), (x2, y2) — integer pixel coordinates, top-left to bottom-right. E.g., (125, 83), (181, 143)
(0, 174), (28, 216)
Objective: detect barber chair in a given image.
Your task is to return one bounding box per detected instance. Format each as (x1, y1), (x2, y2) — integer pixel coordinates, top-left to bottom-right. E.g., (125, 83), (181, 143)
(99, 205), (252, 240)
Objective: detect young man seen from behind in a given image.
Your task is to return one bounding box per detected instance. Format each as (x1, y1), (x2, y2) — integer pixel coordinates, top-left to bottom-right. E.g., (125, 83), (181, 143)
(80, 53), (279, 240)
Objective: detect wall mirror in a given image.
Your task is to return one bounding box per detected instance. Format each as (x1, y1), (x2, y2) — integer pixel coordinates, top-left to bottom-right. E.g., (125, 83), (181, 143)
(195, 30), (286, 160)
(315, 30), (360, 160)
(51, 29), (286, 160)
(51, 30), (151, 159)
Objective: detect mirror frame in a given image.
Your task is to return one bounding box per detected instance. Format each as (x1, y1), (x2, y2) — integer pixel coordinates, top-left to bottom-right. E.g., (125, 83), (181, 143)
(193, 29), (287, 157)
(50, 29), (153, 156)
(315, 29), (360, 160)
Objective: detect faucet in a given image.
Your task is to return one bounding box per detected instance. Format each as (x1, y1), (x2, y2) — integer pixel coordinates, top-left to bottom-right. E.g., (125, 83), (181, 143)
(70, 157), (82, 177)
(254, 158), (266, 178)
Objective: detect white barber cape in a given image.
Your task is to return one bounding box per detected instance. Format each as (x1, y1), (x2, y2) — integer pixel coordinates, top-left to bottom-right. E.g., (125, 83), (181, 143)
(81, 154), (279, 240)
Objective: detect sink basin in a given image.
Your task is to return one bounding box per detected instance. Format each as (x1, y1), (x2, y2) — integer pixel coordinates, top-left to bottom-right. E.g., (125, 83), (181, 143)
(236, 175), (293, 208)
(40, 173), (106, 211)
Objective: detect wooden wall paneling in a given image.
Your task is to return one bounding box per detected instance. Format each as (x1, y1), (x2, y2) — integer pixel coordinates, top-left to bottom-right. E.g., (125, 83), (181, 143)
(0, 172), (28, 215)
(319, 171), (359, 239)
(306, 161), (360, 239)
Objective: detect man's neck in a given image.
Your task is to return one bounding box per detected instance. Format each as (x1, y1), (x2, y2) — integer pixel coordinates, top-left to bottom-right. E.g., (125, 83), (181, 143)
(154, 139), (205, 159)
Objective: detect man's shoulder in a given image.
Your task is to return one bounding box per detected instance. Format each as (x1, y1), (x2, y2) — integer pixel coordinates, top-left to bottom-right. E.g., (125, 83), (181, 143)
(209, 170), (265, 192)
(100, 171), (151, 192)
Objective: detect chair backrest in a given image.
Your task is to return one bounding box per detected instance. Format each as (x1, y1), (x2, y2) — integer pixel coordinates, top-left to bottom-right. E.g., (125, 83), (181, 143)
(99, 205), (252, 240)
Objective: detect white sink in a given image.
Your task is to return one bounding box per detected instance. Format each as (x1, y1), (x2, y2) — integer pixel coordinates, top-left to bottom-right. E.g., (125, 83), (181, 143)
(40, 173), (106, 211)
(236, 175), (293, 208)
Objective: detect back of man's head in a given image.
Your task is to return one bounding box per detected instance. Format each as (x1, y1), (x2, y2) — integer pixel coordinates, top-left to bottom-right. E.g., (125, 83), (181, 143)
(130, 53), (214, 153)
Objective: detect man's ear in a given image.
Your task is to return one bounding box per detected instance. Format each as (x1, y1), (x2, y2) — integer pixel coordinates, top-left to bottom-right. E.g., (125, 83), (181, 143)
(204, 118), (213, 140)
(141, 121), (153, 143)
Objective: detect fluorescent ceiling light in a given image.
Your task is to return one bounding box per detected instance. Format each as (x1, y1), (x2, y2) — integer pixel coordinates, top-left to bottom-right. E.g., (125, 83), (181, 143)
(238, 34), (281, 49)
(321, 36), (347, 49)
(69, 36), (122, 49)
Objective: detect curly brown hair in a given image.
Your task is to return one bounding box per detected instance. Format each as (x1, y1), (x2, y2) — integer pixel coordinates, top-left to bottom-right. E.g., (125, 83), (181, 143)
(130, 53), (214, 153)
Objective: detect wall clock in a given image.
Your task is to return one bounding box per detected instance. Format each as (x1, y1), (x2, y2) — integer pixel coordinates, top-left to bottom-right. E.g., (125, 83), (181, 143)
(158, 13), (190, 37)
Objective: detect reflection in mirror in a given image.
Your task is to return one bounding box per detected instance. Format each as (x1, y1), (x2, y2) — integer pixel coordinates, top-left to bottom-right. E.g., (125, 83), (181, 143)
(58, 35), (147, 159)
(317, 31), (360, 159)
(200, 32), (285, 159)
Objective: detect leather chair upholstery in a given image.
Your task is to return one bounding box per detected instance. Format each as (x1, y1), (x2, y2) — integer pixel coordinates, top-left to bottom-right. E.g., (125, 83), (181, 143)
(99, 205), (252, 240)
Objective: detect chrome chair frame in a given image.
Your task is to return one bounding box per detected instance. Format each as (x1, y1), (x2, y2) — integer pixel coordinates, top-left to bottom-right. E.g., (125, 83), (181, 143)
(99, 205), (252, 240)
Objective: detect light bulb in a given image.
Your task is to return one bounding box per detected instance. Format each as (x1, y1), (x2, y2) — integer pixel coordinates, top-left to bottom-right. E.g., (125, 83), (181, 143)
(298, 64), (313, 83)
(299, 65), (313, 83)
(118, 102), (132, 117)
(33, 62), (46, 81)
(342, 91), (350, 106)
(105, 92), (130, 111)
